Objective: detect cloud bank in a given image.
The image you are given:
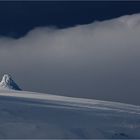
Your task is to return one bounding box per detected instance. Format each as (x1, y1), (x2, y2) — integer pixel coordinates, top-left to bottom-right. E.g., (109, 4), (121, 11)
(0, 13), (140, 105)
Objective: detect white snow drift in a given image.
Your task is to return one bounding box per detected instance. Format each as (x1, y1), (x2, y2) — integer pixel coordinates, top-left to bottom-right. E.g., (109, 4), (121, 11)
(0, 74), (139, 138)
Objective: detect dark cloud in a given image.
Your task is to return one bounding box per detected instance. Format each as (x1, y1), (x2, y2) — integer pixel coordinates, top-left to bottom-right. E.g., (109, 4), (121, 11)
(0, 13), (140, 105)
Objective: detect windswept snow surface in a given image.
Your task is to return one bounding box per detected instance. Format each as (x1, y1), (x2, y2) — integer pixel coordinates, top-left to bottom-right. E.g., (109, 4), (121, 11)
(0, 90), (139, 139)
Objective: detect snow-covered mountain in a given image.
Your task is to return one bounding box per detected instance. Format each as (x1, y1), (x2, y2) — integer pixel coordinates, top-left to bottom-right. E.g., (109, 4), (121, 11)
(0, 74), (21, 90)
(0, 75), (139, 139)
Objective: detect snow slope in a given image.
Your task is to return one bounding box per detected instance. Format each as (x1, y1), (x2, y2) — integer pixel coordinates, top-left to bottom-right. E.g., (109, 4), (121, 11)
(0, 89), (140, 139)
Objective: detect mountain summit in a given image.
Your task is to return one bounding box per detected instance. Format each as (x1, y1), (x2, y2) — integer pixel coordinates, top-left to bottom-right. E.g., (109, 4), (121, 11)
(0, 74), (21, 90)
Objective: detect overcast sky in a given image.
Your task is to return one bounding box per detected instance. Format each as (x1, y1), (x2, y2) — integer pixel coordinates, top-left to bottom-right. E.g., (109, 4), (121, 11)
(1, 2), (140, 105)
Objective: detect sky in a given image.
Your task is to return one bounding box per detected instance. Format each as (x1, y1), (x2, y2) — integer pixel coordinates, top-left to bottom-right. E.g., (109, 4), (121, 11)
(1, 1), (140, 38)
(1, 1), (140, 105)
